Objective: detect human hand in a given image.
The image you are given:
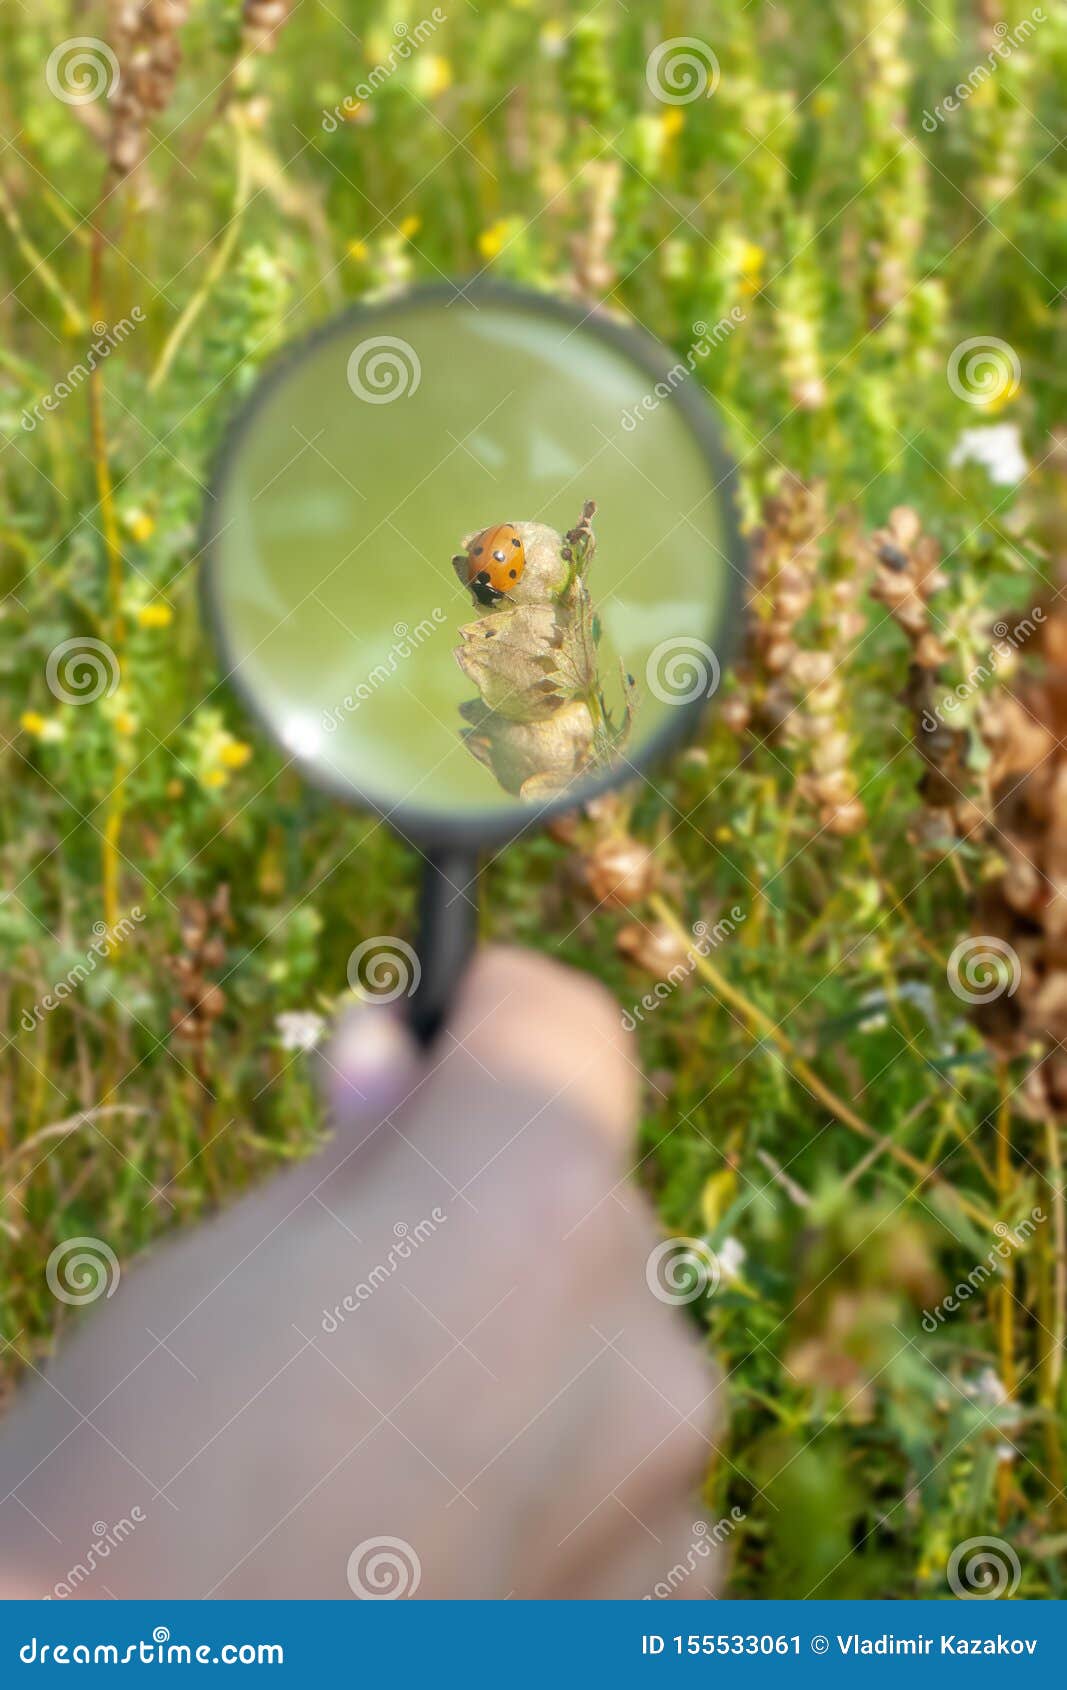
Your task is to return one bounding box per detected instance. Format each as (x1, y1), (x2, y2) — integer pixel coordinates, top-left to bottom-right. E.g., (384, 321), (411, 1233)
(0, 949), (723, 1599)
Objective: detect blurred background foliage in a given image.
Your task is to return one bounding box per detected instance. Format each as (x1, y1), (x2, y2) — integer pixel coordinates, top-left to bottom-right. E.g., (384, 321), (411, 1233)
(2, 0), (1067, 1597)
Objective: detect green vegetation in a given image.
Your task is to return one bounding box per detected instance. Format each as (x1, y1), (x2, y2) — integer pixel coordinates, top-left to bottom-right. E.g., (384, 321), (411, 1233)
(2, 1), (1065, 1597)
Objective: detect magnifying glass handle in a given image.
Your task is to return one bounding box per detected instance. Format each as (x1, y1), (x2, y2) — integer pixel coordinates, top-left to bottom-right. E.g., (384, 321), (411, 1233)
(408, 847), (479, 1046)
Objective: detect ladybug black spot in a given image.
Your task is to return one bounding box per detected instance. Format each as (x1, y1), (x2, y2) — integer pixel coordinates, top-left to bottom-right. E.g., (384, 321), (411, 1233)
(509, 569), (517, 579)
(474, 546), (483, 556)
(511, 537), (521, 547)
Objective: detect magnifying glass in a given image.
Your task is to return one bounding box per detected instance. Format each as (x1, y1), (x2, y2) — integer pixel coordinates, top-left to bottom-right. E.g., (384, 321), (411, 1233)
(201, 282), (746, 1043)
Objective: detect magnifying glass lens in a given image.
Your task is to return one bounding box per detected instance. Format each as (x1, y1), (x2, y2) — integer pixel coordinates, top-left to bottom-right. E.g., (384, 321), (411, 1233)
(205, 289), (738, 831)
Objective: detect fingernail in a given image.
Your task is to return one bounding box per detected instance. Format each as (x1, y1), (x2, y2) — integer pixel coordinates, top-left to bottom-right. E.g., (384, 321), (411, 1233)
(325, 1006), (419, 1122)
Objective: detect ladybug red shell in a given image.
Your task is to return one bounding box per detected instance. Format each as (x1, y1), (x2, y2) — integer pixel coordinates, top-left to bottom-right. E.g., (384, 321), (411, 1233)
(466, 523), (526, 606)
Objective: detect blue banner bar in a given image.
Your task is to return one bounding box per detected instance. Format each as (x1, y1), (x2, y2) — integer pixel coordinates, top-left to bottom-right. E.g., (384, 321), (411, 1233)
(2, 1600), (1062, 1684)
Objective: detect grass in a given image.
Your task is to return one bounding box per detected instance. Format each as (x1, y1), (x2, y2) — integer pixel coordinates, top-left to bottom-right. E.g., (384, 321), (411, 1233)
(2, 0), (1066, 1596)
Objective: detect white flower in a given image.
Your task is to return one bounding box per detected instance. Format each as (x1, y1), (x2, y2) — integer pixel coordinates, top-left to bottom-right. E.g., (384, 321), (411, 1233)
(971, 1366), (1009, 1407)
(717, 1236), (746, 1281)
(275, 1010), (326, 1052)
(949, 423), (1028, 486)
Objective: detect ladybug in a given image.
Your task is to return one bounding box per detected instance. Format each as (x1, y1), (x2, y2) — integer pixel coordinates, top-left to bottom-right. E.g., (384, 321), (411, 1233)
(466, 523), (525, 607)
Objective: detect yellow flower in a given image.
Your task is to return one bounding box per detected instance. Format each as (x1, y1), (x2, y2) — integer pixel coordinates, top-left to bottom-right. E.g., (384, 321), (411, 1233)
(342, 99), (364, 125)
(123, 508), (156, 543)
(701, 1167), (738, 1232)
(985, 377), (1021, 414)
(137, 601), (173, 630)
(714, 824), (733, 843)
(478, 219), (511, 261)
(740, 240), (765, 296)
(660, 108), (685, 142)
(219, 739), (252, 770)
(21, 711), (66, 743)
(114, 710), (138, 736)
(540, 23), (565, 62)
(412, 54), (452, 99)
(398, 214), (421, 240)
(347, 238), (369, 262)
(203, 767), (227, 790)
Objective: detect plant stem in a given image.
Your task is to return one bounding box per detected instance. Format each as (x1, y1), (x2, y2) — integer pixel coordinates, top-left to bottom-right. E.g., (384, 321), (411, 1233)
(88, 209), (125, 939)
(148, 115), (251, 394)
(0, 175), (86, 331)
(650, 892), (996, 1230)
(994, 1067), (1015, 1522)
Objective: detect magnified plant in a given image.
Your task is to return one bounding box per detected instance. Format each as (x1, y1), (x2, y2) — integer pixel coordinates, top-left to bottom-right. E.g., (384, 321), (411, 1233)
(452, 500), (638, 800)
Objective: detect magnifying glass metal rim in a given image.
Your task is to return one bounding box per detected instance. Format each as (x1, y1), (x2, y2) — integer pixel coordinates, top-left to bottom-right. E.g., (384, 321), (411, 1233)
(199, 278), (748, 852)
